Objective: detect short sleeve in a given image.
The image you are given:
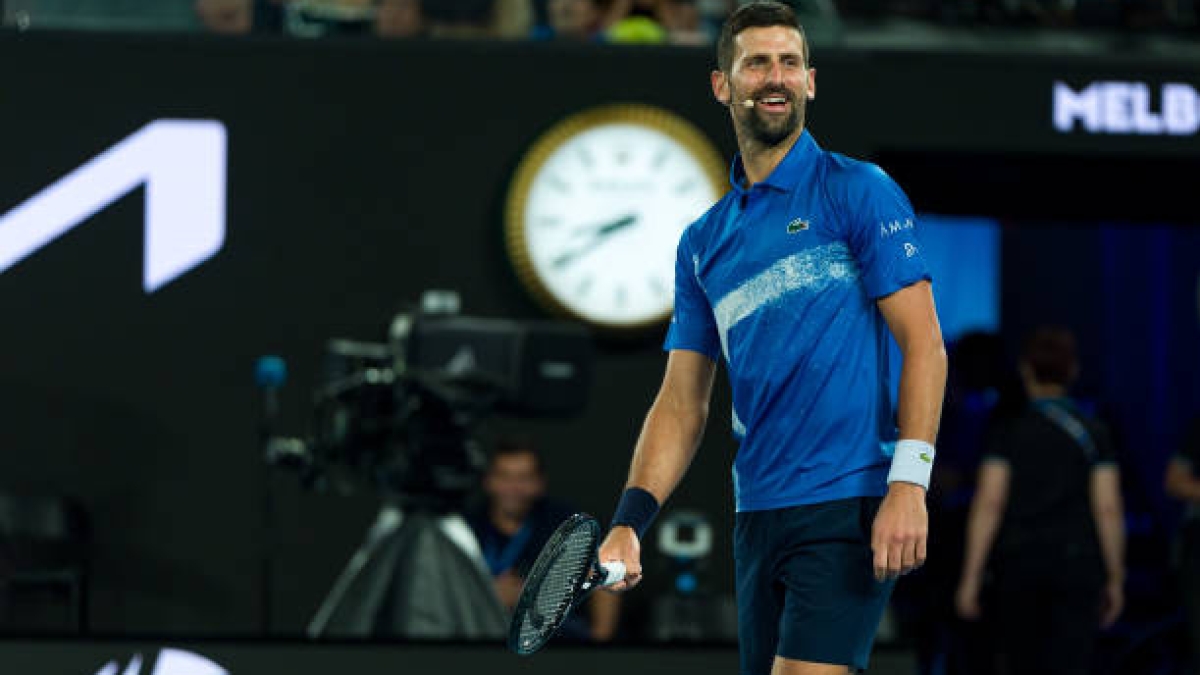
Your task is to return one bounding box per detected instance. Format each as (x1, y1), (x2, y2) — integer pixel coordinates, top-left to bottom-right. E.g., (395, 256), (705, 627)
(663, 230), (721, 361)
(1091, 420), (1118, 467)
(841, 164), (932, 300)
(982, 423), (1012, 464)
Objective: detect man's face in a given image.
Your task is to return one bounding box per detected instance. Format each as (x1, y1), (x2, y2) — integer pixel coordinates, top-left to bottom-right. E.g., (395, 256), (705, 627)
(484, 451), (546, 520)
(718, 25), (814, 148)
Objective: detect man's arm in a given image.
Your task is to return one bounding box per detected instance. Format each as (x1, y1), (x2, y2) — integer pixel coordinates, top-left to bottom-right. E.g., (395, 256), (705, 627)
(873, 280), (947, 580)
(955, 460), (1009, 619)
(1091, 466), (1126, 627)
(878, 279), (946, 446)
(598, 349), (717, 591)
(1166, 421), (1200, 501)
(1165, 458), (1200, 502)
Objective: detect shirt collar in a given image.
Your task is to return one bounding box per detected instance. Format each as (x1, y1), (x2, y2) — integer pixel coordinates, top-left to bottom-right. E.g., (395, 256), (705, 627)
(728, 129), (820, 195)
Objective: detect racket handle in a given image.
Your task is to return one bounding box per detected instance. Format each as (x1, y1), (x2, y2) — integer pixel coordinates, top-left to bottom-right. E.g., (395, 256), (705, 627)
(599, 561), (626, 586)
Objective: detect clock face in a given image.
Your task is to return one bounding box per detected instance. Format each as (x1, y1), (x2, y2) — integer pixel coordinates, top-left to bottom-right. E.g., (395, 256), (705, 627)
(507, 106), (726, 330)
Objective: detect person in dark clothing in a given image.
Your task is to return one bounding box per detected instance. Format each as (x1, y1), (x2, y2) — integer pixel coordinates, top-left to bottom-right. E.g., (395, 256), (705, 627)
(904, 331), (1022, 675)
(467, 437), (618, 641)
(955, 326), (1125, 675)
(1163, 264), (1200, 672)
(1164, 416), (1200, 668)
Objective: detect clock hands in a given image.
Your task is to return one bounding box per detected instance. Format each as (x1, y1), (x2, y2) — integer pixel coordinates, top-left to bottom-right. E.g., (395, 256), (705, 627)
(552, 214), (638, 269)
(570, 213), (638, 239)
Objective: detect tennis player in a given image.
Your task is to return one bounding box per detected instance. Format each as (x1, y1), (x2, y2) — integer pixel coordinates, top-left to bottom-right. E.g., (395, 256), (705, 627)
(597, 2), (947, 673)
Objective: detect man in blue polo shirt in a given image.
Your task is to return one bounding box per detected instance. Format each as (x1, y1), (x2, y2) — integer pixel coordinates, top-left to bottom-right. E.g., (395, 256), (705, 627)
(597, 2), (947, 674)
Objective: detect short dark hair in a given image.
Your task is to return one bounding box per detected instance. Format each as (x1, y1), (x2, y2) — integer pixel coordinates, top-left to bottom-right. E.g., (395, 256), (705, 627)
(716, 1), (808, 73)
(490, 436), (545, 475)
(1021, 326), (1078, 386)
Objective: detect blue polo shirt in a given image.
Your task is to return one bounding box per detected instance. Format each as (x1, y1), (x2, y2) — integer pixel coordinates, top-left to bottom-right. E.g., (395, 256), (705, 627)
(665, 131), (931, 512)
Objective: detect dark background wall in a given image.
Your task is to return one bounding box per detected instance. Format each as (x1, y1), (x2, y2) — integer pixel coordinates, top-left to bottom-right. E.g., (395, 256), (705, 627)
(0, 33), (1197, 636)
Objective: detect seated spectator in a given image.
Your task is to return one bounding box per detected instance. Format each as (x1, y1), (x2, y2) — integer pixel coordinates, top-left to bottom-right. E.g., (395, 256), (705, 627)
(196, 0), (253, 34)
(532, 0), (607, 40)
(423, 0), (532, 38)
(659, 0), (710, 43)
(467, 437), (619, 641)
(375, 0), (426, 37)
(494, 0), (536, 36)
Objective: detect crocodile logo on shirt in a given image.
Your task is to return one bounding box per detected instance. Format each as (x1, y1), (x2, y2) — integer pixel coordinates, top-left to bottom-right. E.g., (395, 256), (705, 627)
(786, 218), (810, 234)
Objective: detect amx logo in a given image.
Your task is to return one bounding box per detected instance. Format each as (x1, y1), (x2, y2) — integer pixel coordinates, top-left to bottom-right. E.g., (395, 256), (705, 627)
(879, 218), (914, 238)
(0, 119), (227, 293)
(1053, 81), (1200, 136)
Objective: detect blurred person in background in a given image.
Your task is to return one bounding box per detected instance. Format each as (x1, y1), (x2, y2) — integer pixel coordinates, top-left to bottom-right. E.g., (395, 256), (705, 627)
(532, 0), (607, 40)
(208, 0), (377, 36)
(196, 0), (286, 33)
(422, 0), (532, 38)
(374, 0), (425, 37)
(1163, 279), (1200, 671)
(195, 0), (252, 33)
(956, 326), (1125, 675)
(1165, 417), (1200, 672)
(659, 0), (712, 42)
(902, 332), (1022, 675)
(467, 437), (619, 641)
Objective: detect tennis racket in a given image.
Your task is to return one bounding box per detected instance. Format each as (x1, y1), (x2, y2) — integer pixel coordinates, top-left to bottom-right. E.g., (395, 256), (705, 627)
(507, 513), (626, 655)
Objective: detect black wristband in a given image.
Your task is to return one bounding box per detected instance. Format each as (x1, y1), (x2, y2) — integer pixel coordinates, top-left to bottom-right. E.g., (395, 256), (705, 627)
(610, 487), (660, 539)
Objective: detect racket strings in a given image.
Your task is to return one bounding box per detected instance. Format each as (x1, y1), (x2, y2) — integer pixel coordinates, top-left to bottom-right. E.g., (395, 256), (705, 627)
(515, 525), (595, 650)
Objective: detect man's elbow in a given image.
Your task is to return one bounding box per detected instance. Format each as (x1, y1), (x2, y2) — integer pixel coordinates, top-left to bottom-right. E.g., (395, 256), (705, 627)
(687, 404), (710, 437)
(910, 340), (948, 391)
(650, 394), (709, 433)
(929, 336), (948, 367)
(1093, 499), (1124, 524)
(903, 332), (947, 367)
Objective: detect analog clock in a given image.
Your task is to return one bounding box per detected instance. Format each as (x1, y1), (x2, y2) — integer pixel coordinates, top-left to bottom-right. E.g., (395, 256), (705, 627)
(505, 104), (726, 331)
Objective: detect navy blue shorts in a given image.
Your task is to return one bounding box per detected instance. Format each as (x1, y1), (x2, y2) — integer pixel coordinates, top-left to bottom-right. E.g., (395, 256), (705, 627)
(734, 497), (895, 674)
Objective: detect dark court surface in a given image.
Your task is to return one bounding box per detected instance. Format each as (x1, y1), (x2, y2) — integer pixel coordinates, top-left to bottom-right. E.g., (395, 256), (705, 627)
(0, 640), (917, 675)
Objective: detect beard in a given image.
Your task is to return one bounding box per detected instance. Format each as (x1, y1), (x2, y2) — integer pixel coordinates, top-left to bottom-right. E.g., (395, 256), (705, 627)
(734, 87), (805, 148)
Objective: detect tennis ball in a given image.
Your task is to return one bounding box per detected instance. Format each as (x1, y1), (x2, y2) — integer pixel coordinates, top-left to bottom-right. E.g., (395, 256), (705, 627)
(606, 16), (667, 44)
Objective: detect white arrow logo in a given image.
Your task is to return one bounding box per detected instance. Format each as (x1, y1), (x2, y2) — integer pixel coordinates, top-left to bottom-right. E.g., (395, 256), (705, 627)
(0, 119), (227, 293)
(93, 648), (229, 675)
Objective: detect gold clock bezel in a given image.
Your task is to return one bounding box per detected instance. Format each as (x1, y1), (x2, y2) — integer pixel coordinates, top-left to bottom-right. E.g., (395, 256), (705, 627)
(505, 103), (728, 332)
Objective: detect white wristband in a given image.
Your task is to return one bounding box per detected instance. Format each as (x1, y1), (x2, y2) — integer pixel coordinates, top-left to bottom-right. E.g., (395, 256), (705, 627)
(887, 439), (935, 489)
